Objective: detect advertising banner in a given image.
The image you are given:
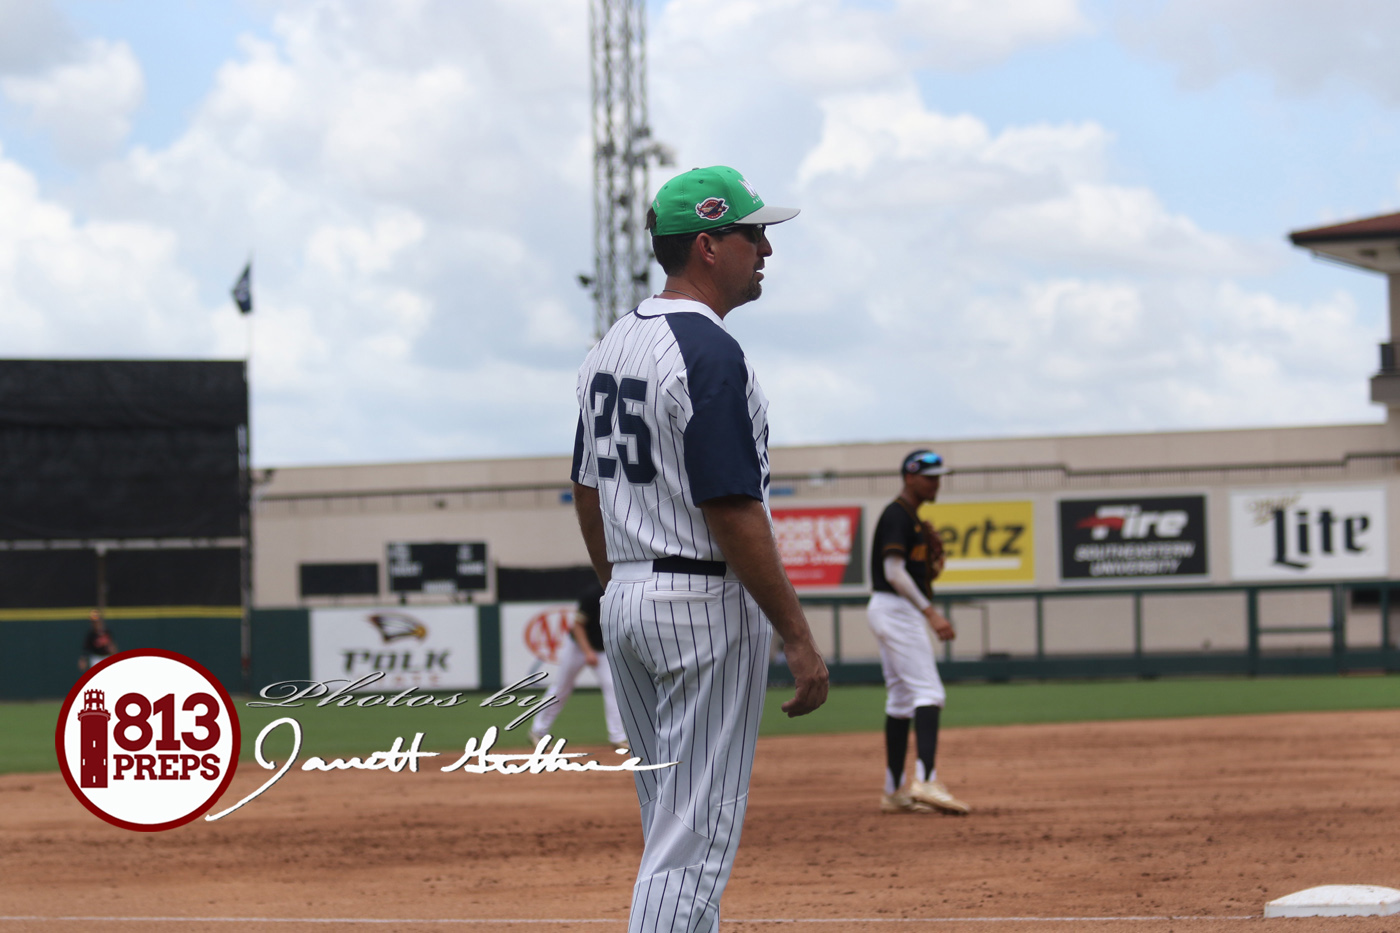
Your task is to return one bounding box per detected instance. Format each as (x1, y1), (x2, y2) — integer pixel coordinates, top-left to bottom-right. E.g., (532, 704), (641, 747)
(1230, 486), (1387, 580)
(309, 605), (480, 691)
(918, 500), (1035, 587)
(1058, 495), (1208, 582)
(500, 602), (602, 691)
(772, 505), (864, 590)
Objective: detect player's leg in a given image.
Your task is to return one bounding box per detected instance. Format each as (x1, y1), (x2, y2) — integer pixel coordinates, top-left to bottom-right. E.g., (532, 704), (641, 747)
(531, 636), (587, 740)
(627, 578), (769, 933)
(603, 578), (663, 839)
(913, 705), (940, 783)
(872, 598), (968, 814)
(868, 592), (937, 813)
(594, 653), (630, 747)
(884, 714), (910, 794)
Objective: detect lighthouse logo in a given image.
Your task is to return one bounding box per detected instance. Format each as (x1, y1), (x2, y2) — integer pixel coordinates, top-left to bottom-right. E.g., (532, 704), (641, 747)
(56, 649), (241, 831)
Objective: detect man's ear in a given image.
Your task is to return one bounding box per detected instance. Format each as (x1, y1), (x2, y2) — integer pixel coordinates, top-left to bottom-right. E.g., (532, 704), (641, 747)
(692, 231), (720, 267)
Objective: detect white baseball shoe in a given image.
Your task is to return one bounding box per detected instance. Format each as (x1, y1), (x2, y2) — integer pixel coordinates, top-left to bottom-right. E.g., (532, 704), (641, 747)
(880, 789), (934, 814)
(908, 779), (971, 815)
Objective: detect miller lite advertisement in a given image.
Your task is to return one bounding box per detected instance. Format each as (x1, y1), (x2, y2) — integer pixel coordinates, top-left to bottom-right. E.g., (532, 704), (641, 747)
(1229, 486), (1387, 581)
(499, 603), (603, 688)
(1058, 495), (1209, 582)
(309, 606), (481, 690)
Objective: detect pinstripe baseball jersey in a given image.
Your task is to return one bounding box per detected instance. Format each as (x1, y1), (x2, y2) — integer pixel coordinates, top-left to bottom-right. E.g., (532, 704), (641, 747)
(570, 297), (772, 557)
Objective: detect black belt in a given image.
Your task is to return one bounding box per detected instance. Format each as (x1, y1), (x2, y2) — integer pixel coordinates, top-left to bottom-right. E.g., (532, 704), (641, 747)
(652, 556), (727, 576)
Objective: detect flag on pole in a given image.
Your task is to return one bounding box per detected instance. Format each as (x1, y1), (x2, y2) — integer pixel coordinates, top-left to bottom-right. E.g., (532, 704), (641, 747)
(231, 262), (253, 314)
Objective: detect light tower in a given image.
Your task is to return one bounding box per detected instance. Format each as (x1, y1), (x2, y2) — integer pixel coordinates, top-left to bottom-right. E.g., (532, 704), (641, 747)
(585, 0), (674, 339)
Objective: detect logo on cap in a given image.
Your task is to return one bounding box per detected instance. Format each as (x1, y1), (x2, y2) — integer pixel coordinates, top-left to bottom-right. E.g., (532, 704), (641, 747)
(738, 177), (759, 199)
(695, 197), (729, 221)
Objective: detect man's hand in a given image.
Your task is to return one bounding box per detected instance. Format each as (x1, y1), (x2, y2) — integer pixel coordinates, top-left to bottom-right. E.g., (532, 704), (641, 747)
(700, 495), (830, 718)
(924, 605), (955, 641)
(780, 639), (829, 717)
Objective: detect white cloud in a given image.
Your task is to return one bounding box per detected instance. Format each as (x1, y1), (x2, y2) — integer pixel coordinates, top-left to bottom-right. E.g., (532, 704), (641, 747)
(977, 183), (1273, 275)
(659, 0), (1085, 97)
(0, 0), (1382, 469)
(0, 144), (219, 355)
(0, 0), (73, 75)
(1120, 0), (1400, 104)
(1, 39), (144, 161)
(897, 0), (1089, 69)
(79, 0), (594, 464)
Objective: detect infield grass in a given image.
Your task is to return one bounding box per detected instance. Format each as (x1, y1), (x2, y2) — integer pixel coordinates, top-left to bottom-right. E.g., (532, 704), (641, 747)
(5, 674), (1398, 775)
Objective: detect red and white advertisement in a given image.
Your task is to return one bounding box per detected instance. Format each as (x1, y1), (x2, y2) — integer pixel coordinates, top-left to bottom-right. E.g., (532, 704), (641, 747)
(772, 505), (864, 589)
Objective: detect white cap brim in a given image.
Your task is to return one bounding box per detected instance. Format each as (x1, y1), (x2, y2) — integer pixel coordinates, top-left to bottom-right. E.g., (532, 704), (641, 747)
(737, 204), (800, 225)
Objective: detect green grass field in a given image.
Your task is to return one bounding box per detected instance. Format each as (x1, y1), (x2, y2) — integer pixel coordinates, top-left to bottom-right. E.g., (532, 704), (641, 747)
(7, 674), (1397, 776)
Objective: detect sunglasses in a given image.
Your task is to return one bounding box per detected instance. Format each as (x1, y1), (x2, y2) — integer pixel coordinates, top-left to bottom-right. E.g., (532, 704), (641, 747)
(905, 452), (945, 472)
(707, 223), (765, 244)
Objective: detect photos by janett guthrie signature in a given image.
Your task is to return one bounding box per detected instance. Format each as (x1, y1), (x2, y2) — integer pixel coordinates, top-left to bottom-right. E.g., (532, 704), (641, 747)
(204, 672), (676, 822)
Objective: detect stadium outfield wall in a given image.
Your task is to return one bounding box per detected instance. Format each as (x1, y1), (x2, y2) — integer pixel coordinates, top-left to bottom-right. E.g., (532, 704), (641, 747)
(245, 420), (1400, 691)
(9, 420), (1400, 700)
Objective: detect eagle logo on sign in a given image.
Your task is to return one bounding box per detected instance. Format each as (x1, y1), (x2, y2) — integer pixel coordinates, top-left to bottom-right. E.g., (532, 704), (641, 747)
(695, 197), (729, 221)
(368, 612), (429, 643)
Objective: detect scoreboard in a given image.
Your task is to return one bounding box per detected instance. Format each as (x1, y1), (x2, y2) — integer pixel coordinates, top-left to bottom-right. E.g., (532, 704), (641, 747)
(386, 542), (488, 594)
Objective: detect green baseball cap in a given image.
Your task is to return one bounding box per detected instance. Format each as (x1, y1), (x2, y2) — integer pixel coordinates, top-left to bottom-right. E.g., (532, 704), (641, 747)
(649, 165), (800, 236)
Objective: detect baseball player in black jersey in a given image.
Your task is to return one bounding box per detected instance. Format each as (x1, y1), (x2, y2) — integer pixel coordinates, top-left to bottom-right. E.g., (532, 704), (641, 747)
(867, 450), (970, 815)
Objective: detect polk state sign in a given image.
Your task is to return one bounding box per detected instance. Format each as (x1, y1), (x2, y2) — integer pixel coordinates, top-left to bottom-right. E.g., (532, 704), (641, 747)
(309, 606), (480, 691)
(1230, 486), (1387, 580)
(1059, 495), (1208, 582)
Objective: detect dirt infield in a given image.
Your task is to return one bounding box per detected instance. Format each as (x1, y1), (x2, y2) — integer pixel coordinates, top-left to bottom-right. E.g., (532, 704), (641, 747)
(3, 709), (1400, 933)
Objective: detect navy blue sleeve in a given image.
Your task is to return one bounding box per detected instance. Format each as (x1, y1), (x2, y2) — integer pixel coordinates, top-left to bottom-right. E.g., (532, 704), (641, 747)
(665, 312), (763, 504)
(569, 413), (588, 484)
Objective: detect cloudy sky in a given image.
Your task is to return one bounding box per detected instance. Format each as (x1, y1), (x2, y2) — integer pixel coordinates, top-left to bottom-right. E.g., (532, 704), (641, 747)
(1, 0), (1397, 467)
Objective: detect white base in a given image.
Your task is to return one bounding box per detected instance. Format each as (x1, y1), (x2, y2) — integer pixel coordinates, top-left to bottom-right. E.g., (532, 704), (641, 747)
(1265, 885), (1400, 918)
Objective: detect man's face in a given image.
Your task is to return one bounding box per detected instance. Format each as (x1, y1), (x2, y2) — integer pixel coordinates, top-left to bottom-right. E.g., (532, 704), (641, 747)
(710, 224), (771, 307)
(907, 473), (941, 503)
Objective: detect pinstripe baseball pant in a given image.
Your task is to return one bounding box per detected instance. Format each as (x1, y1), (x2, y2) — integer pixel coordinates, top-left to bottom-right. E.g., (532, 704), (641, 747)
(603, 561), (772, 933)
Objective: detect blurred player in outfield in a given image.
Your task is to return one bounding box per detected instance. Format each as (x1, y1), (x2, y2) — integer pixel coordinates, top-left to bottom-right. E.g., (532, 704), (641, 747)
(78, 609), (117, 671)
(529, 581), (629, 751)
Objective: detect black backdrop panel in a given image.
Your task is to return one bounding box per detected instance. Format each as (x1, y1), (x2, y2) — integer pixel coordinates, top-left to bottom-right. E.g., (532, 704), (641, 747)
(496, 565), (599, 603)
(0, 550), (97, 608)
(106, 548), (242, 606)
(0, 360), (246, 427)
(0, 361), (247, 539)
(300, 562), (380, 598)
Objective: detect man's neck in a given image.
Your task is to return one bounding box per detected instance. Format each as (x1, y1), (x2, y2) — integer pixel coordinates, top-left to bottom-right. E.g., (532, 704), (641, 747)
(659, 278), (729, 318)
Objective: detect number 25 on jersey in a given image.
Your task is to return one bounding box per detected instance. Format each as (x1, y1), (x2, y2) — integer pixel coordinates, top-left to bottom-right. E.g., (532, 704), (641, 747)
(590, 372), (656, 484)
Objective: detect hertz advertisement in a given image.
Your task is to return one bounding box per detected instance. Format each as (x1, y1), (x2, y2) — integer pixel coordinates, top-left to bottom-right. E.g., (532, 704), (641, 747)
(917, 500), (1035, 587)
